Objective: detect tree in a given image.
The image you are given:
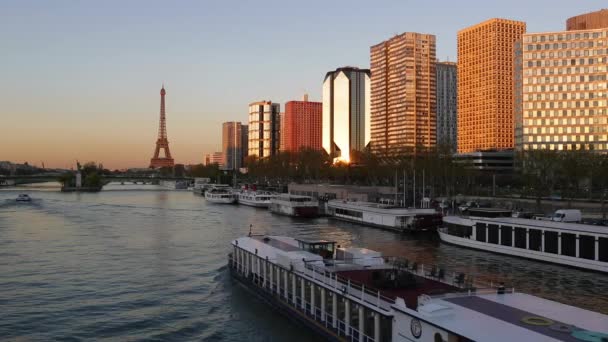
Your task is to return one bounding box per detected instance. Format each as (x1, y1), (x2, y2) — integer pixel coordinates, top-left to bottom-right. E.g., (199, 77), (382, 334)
(521, 149), (560, 211)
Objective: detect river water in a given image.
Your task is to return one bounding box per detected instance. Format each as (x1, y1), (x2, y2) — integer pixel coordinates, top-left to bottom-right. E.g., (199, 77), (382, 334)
(1, 184), (607, 341)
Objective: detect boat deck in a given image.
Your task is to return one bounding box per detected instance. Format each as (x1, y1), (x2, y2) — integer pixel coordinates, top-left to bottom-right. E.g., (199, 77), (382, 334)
(336, 269), (458, 309)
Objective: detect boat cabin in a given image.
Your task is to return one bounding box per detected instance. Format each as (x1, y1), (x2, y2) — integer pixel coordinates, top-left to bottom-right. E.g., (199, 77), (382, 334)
(296, 238), (336, 258)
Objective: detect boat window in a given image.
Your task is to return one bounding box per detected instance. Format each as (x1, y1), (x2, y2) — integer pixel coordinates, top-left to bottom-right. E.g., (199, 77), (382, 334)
(514, 227), (527, 248)
(545, 231), (559, 254)
(488, 224), (499, 244)
(579, 235), (595, 260)
(561, 233), (576, 257)
(501, 226), (513, 246)
(447, 223), (472, 238)
(599, 237), (608, 262)
(529, 229), (542, 251)
(475, 223), (486, 242)
(335, 208), (363, 218)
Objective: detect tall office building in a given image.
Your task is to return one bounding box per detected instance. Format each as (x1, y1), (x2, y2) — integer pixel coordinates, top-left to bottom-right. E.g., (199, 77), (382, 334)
(222, 122), (246, 170)
(567, 9), (608, 31)
(322, 67), (371, 163)
(370, 32), (437, 155)
(516, 27), (608, 152)
(457, 18), (526, 153)
(248, 101), (281, 158)
(283, 94), (323, 152)
(436, 61), (458, 151)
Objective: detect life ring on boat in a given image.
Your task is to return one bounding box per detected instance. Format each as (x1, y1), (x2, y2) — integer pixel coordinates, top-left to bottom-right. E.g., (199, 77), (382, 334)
(521, 316), (554, 326)
(549, 323), (576, 333)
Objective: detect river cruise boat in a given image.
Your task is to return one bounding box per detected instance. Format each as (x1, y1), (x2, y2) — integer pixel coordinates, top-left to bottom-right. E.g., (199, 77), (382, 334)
(440, 215), (608, 273)
(204, 186), (236, 204)
(230, 235), (608, 342)
(237, 190), (276, 208)
(269, 194), (318, 217)
(327, 200), (442, 232)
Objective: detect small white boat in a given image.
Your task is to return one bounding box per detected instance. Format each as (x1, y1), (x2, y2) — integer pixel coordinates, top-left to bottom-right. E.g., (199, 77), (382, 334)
(16, 194), (32, 202)
(205, 186), (236, 204)
(237, 190), (276, 208)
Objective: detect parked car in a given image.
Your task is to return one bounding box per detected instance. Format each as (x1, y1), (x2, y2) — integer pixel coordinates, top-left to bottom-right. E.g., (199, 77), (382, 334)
(458, 201), (478, 213)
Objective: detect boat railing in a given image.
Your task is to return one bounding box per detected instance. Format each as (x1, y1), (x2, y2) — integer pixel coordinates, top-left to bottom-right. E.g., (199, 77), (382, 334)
(418, 287), (516, 304)
(303, 256), (502, 309)
(303, 263), (394, 311)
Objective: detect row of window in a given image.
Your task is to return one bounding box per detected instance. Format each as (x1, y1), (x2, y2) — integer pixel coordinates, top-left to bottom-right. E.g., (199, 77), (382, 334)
(525, 41), (606, 52)
(447, 223), (608, 261)
(524, 143), (606, 151)
(525, 74), (608, 85)
(524, 31), (606, 43)
(524, 100), (608, 110)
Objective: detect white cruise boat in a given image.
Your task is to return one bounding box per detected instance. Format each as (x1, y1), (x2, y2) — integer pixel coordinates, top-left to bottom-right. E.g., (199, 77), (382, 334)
(327, 199), (443, 232)
(230, 235), (608, 342)
(269, 194), (318, 217)
(237, 190), (276, 208)
(204, 186), (236, 204)
(440, 215), (608, 273)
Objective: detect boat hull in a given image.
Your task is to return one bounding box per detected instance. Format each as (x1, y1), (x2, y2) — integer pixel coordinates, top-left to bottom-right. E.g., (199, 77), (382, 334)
(330, 214), (438, 233)
(229, 263), (343, 342)
(238, 199), (271, 208)
(205, 197), (236, 204)
(438, 230), (608, 273)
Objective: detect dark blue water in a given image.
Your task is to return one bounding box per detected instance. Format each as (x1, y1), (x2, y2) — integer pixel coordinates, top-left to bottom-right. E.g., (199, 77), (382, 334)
(1, 183), (607, 341)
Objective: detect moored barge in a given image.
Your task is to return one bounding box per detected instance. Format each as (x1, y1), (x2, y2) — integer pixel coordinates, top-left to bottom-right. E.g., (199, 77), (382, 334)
(440, 215), (608, 273)
(229, 235), (608, 341)
(326, 200), (442, 232)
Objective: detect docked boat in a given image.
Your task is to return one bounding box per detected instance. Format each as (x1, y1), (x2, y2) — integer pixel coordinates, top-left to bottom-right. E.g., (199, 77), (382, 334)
(440, 215), (608, 273)
(204, 186), (236, 204)
(230, 234), (608, 342)
(269, 194), (318, 217)
(237, 190), (276, 208)
(16, 194), (32, 202)
(326, 199), (442, 232)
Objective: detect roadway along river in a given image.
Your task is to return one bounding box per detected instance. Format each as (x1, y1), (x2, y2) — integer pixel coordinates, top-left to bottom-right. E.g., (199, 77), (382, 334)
(1, 183), (607, 340)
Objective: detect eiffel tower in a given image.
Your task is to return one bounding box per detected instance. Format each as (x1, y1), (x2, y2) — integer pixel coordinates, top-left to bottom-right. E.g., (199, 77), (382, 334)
(149, 85), (175, 168)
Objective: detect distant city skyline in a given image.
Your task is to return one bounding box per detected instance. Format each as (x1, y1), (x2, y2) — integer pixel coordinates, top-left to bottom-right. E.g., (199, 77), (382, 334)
(1, 0), (606, 168)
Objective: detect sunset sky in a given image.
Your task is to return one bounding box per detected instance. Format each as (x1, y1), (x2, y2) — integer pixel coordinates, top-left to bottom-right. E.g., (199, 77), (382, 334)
(1, 0), (605, 169)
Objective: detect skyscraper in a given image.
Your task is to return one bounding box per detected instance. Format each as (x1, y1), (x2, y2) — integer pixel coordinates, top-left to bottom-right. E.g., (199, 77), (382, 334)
(457, 18), (526, 153)
(248, 101), (281, 158)
(516, 26), (608, 152)
(222, 122), (246, 170)
(283, 94), (323, 152)
(436, 61), (458, 151)
(322, 67), (371, 163)
(370, 32), (437, 155)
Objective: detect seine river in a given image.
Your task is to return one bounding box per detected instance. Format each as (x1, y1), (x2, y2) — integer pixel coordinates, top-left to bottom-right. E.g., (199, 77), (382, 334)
(1, 183), (607, 341)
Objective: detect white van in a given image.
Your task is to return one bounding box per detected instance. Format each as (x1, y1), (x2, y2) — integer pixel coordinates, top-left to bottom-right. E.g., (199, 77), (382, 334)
(551, 209), (582, 223)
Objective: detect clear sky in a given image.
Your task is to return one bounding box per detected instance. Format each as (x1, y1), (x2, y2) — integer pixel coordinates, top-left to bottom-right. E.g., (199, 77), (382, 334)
(1, 0), (605, 169)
